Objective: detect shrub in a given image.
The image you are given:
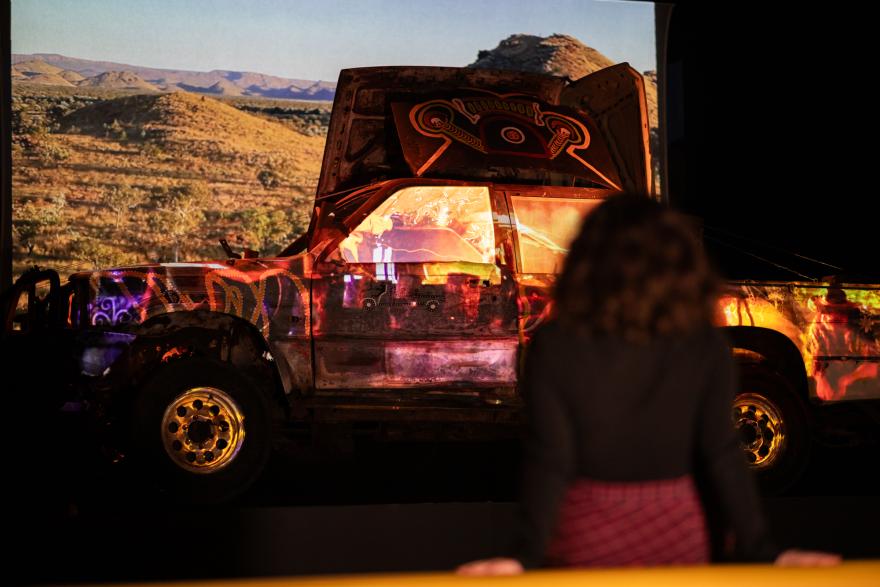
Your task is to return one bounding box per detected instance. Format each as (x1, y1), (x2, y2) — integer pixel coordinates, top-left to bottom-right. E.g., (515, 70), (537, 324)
(104, 118), (127, 141)
(147, 182), (211, 262)
(257, 168), (280, 190)
(13, 194), (68, 257)
(101, 182), (144, 228)
(70, 235), (133, 270)
(141, 141), (163, 159)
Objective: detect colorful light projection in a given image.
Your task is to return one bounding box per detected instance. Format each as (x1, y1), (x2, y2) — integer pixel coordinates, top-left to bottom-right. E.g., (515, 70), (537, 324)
(86, 259), (310, 339)
(83, 194), (516, 392)
(338, 185), (495, 265)
(310, 253), (518, 389)
(509, 196), (603, 274)
(79, 178), (879, 403)
(803, 285), (880, 401)
(717, 283), (880, 402)
(505, 195), (605, 337)
(307, 185), (519, 389)
(84, 259), (313, 394)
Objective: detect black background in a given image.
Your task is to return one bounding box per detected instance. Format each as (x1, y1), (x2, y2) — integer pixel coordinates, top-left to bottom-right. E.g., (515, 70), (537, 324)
(666, 4), (876, 281)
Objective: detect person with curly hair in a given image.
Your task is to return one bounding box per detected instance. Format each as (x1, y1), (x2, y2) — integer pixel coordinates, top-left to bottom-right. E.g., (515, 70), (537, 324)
(458, 193), (839, 574)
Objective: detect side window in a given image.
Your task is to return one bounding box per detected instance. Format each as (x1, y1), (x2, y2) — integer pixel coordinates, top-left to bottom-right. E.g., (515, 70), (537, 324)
(509, 196), (603, 274)
(339, 186), (495, 264)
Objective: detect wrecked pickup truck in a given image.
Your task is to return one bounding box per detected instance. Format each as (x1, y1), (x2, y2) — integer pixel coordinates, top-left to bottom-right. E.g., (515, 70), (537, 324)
(3, 65), (878, 502)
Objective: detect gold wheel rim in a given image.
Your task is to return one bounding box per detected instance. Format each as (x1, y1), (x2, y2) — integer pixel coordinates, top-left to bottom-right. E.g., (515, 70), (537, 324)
(161, 387), (245, 474)
(732, 392), (786, 470)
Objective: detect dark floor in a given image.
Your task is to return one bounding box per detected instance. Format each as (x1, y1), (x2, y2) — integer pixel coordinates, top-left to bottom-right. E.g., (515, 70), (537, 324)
(8, 439), (880, 585)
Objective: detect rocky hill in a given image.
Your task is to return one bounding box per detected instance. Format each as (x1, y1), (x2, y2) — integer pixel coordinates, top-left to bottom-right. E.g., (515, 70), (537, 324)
(78, 71), (159, 91)
(12, 59), (79, 86)
(470, 34), (616, 79)
(59, 70), (86, 84)
(12, 88), (326, 277)
(64, 91), (324, 170)
(15, 72), (76, 87)
(12, 59), (65, 75)
(469, 34), (658, 130)
(203, 79), (245, 96)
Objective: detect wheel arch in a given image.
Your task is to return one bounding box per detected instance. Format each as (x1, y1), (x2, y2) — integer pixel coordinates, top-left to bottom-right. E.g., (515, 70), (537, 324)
(720, 326), (810, 402)
(126, 310), (290, 419)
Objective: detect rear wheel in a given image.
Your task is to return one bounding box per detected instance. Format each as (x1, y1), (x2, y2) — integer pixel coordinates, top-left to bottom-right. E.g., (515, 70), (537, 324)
(733, 367), (810, 494)
(132, 357), (274, 503)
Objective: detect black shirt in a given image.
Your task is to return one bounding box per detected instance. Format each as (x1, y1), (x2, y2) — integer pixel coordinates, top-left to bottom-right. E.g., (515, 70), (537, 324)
(510, 320), (779, 567)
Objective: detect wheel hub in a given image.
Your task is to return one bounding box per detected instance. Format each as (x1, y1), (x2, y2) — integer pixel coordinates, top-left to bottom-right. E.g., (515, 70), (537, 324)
(186, 418), (214, 444)
(161, 387), (245, 474)
(739, 420), (760, 447)
(732, 392), (786, 470)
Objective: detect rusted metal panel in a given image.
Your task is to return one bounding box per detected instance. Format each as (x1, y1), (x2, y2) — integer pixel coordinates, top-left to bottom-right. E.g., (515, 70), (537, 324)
(390, 95), (620, 189)
(70, 256), (313, 395)
(318, 66), (649, 198)
(314, 339), (517, 389)
(76, 257), (311, 340)
(311, 259), (518, 389)
(560, 63), (653, 193)
(271, 338), (313, 395)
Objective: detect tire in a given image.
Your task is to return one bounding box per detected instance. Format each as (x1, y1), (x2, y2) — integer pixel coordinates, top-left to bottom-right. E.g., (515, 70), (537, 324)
(732, 367), (811, 495)
(132, 357), (274, 504)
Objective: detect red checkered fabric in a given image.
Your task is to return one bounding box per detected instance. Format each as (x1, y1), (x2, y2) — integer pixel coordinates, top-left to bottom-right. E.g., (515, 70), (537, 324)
(545, 475), (710, 567)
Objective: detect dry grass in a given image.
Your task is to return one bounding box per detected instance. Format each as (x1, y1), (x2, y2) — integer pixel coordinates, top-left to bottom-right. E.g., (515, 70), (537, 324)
(12, 89), (325, 279)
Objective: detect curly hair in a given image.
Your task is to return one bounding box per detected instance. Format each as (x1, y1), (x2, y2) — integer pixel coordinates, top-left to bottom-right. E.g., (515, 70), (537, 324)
(553, 193), (720, 344)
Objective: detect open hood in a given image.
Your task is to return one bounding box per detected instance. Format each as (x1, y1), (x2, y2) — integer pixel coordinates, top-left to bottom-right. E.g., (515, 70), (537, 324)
(316, 65), (651, 201)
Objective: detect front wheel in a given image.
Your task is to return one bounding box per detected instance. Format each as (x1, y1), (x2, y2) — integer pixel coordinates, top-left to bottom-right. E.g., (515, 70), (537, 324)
(733, 367), (811, 495)
(132, 357), (274, 503)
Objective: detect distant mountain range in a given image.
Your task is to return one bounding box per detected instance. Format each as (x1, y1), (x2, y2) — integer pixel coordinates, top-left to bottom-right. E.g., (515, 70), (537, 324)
(14, 38), (656, 115)
(11, 53), (337, 101)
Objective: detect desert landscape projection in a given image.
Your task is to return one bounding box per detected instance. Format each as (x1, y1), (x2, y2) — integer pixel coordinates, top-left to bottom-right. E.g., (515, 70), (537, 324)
(11, 34), (658, 280)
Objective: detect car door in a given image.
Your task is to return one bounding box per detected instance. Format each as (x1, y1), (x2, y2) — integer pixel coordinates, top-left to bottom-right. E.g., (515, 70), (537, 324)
(503, 186), (613, 338)
(310, 183), (519, 391)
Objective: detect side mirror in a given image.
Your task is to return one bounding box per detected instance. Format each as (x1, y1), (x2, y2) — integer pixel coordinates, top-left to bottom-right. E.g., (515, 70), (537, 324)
(219, 238), (241, 259)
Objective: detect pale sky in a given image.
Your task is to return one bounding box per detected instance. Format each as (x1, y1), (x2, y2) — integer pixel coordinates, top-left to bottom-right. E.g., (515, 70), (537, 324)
(12, 0), (657, 82)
